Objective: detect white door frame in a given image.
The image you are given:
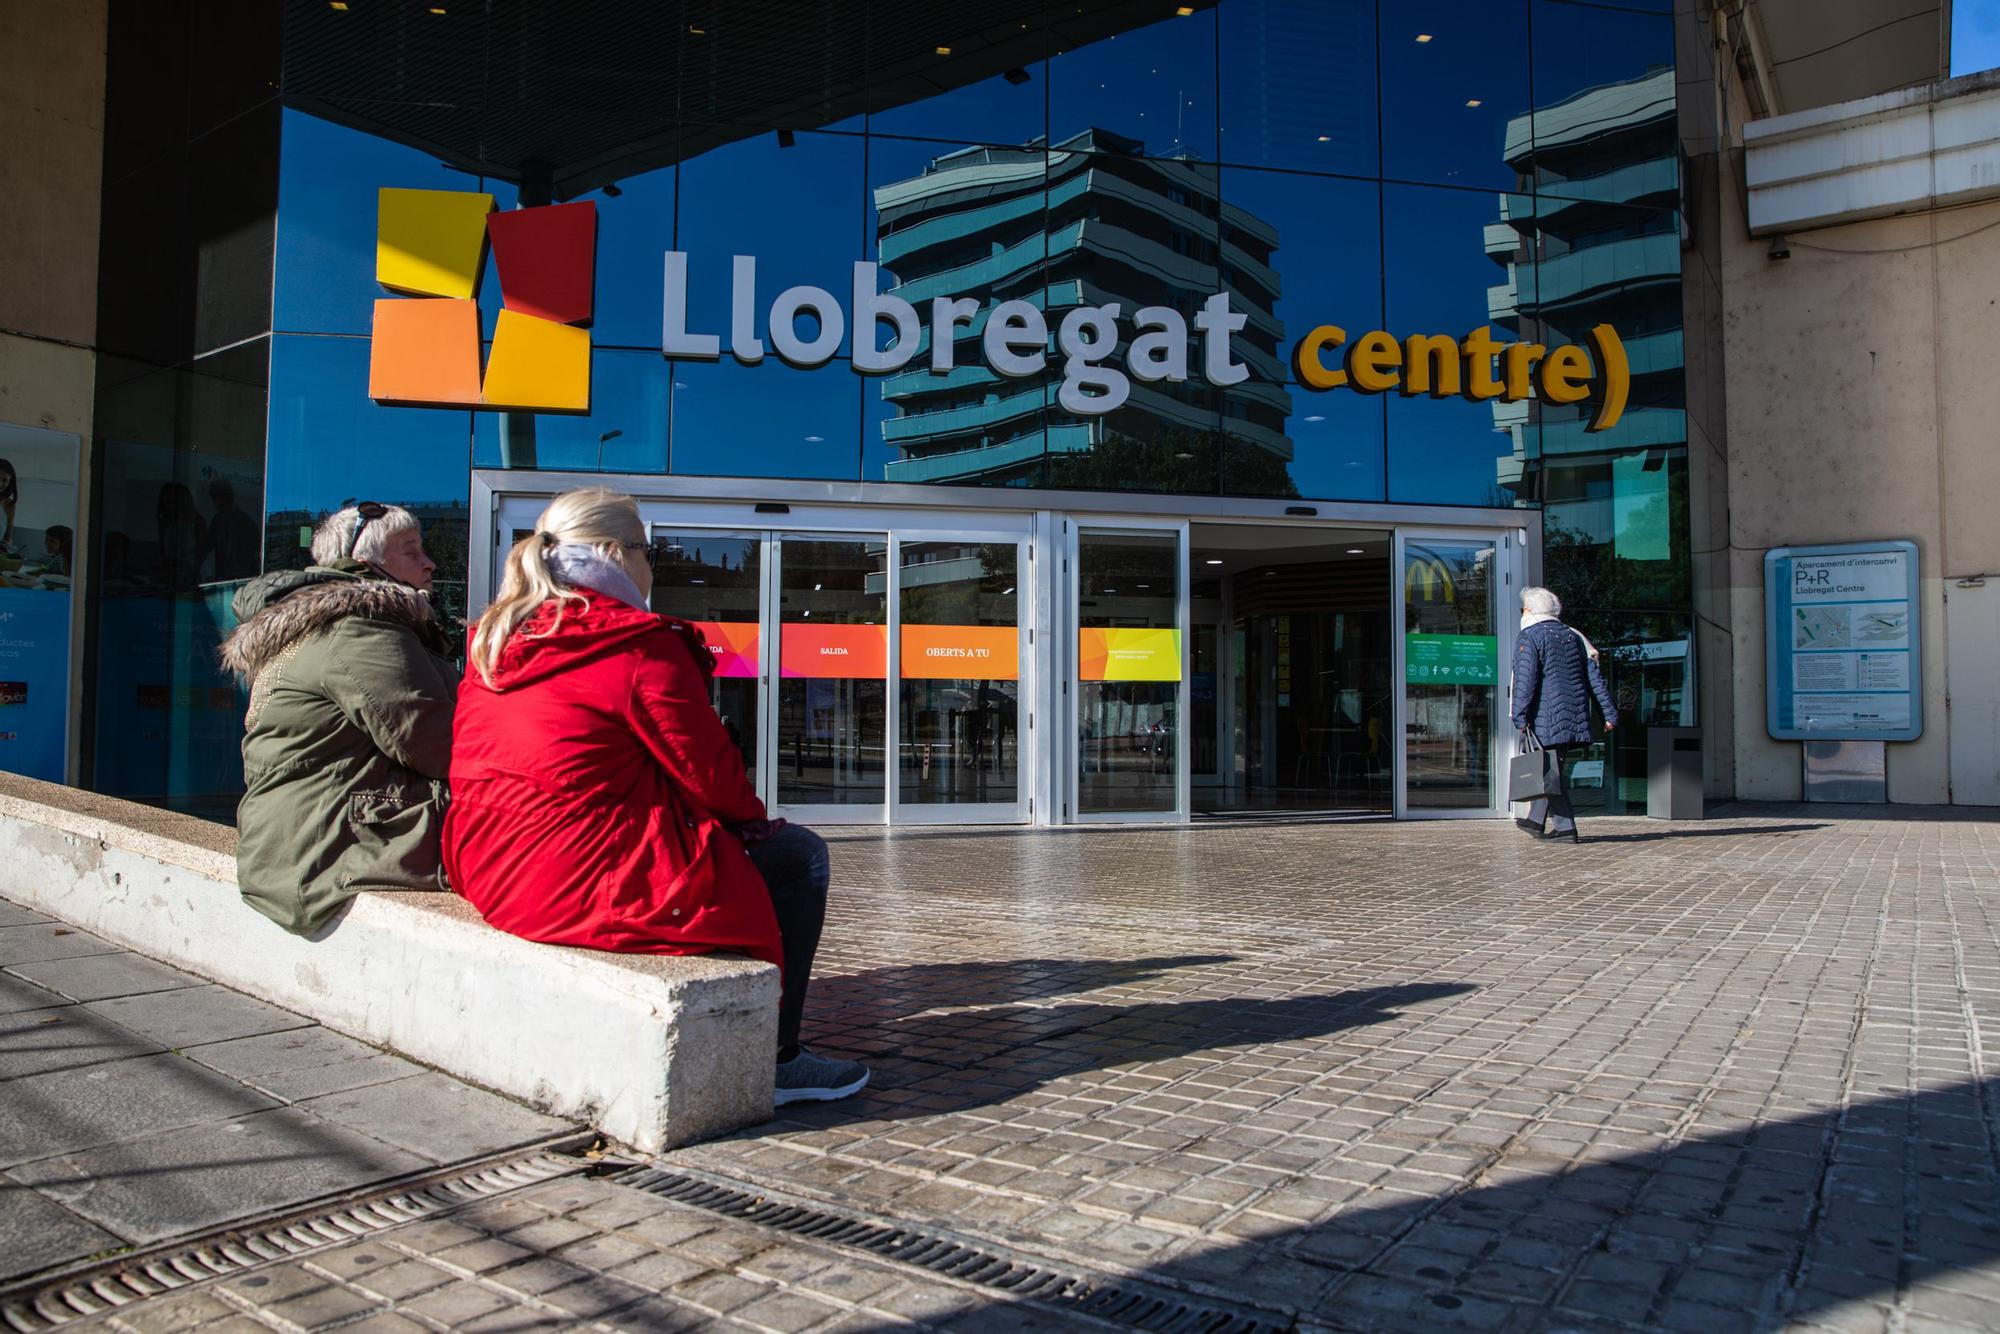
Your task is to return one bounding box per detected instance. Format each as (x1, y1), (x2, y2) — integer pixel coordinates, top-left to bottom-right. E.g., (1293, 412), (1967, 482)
(887, 520), (1035, 826)
(1064, 515), (1191, 825)
(1393, 526), (1524, 820)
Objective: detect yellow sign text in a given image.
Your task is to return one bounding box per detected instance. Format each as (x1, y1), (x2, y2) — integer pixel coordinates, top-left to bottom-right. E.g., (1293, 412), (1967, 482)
(1291, 323), (1629, 432)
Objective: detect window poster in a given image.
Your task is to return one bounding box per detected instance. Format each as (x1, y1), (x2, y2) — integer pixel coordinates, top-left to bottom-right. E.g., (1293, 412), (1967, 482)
(0, 424), (82, 783)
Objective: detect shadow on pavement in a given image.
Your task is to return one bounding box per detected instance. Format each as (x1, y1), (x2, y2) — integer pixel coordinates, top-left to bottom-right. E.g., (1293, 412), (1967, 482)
(789, 982), (1475, 1125)
(1116, 1076), (2000, 1332)
(1573, 821), (1832, 844)
(806, 955), (1239, 1026)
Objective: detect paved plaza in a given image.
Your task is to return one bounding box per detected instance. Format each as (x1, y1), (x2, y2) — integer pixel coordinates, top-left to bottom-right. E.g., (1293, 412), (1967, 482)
(5, 804), (1999, 1331)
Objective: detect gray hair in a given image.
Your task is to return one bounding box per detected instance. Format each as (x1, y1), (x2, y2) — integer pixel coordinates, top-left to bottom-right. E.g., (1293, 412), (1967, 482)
(1521, 586), (1561, 617)
(312, 504), (421, 567)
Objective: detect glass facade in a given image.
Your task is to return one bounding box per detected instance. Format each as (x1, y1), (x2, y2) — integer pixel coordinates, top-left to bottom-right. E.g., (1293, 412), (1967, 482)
(79, 0), (1691, 821)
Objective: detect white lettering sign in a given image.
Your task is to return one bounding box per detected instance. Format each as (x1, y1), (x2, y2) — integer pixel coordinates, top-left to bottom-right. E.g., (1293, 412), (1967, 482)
(659, 252), (1238, 416)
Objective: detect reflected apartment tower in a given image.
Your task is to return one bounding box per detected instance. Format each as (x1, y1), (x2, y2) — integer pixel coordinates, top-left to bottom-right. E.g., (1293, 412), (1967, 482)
(1488, 68), (1683, 520)
(873, 129), (1294, 486)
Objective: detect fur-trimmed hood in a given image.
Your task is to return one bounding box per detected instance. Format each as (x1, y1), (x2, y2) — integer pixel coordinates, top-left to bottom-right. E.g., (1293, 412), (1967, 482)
(222, 566), (441, 680)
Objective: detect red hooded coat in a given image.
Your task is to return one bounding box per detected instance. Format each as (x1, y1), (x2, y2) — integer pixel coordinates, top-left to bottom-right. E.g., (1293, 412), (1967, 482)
(444, 593), (782, 967)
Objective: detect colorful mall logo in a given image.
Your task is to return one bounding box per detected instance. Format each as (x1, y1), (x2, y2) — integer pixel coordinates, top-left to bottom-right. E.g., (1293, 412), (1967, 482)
(367, 188), (596, 413)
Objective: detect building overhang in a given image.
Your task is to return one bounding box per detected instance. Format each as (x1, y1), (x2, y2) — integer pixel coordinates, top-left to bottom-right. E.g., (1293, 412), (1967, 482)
(280, 0), (1214, 201)
(1745, 67), (2000, 234)
(1743, 0), (1949, 115)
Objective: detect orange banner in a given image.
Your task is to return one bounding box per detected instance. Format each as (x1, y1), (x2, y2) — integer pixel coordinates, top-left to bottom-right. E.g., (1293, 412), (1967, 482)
(780, 623), (887, 679)
(1079, 627), (1182, 682)
(900, 625), (1020, 680)
(689, 621), (759, 678)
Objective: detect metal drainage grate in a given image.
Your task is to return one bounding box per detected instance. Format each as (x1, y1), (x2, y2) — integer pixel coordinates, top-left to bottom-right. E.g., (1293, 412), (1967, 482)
(1, 1144), (590, 1333)
(612, 1166), (1287, 1333)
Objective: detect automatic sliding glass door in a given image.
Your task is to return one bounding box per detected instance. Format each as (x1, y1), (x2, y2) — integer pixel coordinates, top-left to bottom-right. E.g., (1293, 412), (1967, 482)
(1395, 530), (1515, 818)
(773, 535), (889, 820)
(648, 530), (764, 789)
(1072, 523), (1188, 821)
(893, 535), (1028, 823)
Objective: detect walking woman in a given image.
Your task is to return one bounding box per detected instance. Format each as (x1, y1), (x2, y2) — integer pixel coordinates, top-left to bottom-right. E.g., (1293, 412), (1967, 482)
(445, 488), (868, 1105)
(1511, 586), (1618, 842)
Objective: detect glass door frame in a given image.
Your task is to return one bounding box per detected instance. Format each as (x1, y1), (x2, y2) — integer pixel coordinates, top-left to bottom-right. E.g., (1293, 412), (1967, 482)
(1063, 515), (1191, 825)
(887, 522), (1035, 826)
(629, 501), (1034, 826)
(1392, 526), (1525, 821)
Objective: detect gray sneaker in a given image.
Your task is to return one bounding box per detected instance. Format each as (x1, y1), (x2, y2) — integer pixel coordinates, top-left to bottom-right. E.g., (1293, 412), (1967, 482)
(774, 1047), (870, 1105)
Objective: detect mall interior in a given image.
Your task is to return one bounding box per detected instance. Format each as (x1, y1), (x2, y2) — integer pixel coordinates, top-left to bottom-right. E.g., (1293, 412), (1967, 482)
(4, 0), (1977, 824)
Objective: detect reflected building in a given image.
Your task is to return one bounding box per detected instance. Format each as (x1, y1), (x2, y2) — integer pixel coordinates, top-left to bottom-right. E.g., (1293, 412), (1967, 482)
(873, 128), (1293, 486)
(1489, 66), (1682, 525)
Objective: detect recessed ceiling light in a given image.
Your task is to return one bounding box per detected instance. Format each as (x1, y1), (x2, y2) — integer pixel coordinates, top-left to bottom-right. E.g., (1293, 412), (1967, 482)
(1347, 548), (1366, 555)
(1137, 584), (1151, 590)
(1316, 135), (1331, 142)
(1176, 5), (1196, 15)
(328, 1), (349, 9)
(1415, 33), (1433, 42)
(1205, 559), (1224, 565)
(1304, 414), (1326, 422)
(1466, 99), (1483, 108)
(428, 5), (446, 12)
(936, 44), (952, 55)
(803, 433), (823, 442)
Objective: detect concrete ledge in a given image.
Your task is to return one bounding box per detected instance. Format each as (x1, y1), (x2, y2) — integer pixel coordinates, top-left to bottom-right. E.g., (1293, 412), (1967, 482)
(0, 774), (778, 1153)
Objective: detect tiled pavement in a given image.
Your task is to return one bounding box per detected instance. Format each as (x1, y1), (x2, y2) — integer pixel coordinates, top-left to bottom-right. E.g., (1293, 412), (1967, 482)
(0, 898), (574, 1286)
(14, 804), (2000, 1331)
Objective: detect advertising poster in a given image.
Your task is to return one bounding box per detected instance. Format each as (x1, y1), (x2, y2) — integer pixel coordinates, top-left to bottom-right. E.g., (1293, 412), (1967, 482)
(1079, 627), (1181, 682)
(691, 621), (760, 678)
(1764, 540), (1922, 741)
(779, 623), (887, 679)
(900, 625), (1019, 680)
(0, 425), (82, 783)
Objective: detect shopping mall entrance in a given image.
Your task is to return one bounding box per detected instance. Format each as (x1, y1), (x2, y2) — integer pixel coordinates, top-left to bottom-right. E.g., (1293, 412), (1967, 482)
(480, 481), (1527, 827)
(1185, 525), (1394, 818)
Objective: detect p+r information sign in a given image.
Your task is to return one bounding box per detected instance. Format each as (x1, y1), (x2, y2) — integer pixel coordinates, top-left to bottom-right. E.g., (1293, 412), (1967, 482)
(1764, 540), (1922, 742)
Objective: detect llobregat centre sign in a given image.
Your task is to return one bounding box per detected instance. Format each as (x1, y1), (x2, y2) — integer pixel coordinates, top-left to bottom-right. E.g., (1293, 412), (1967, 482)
(660, 252), (1631, 431)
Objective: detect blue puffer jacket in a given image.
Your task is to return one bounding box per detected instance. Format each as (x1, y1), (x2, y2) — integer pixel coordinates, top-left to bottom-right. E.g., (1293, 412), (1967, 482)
(1511, 620), (1618, 748)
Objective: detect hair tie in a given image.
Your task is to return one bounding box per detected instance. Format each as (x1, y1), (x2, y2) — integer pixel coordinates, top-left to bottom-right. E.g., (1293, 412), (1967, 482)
(536, 531), (557, 549)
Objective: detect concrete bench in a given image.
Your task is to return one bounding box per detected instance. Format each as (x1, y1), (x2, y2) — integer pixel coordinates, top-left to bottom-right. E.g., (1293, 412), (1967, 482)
(0, 774), (778, 1153)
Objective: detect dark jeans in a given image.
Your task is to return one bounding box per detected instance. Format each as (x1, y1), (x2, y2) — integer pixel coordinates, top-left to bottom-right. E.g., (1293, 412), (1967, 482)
(742, 823), (829, 1063)
(1525, 746), (1577, 837)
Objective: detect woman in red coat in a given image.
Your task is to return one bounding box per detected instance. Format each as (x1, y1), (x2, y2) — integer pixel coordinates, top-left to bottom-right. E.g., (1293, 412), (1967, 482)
(446, 487), (868, 1105)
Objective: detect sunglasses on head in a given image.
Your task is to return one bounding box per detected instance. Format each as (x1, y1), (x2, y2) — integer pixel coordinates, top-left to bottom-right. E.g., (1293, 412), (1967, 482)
(346, 501), (389, 559)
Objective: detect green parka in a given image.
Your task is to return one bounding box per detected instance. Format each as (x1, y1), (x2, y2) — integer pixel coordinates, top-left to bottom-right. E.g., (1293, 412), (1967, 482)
(220, 564), (458, 934)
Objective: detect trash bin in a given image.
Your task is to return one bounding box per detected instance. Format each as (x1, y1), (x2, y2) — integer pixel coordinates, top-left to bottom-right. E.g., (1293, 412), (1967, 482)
(1646, 726), (1703, 819)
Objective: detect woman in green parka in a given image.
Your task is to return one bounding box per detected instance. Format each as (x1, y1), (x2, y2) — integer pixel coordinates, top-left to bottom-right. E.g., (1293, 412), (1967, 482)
(219, 502), (457, 935)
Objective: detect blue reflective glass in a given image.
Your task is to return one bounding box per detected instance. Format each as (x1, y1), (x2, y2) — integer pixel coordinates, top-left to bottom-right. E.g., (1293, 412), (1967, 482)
(264, 335), (473, 614)
(670, 356), (861, 480)
(669, 128), (866, 478)
(1382, 183), (1525, 506)
(1528, 4), (1676, 206)
(274, 109), (490, 337)
(1217, 0), (1377, 177)
(866, 29), (1047, 147)
(1380, 0), (1531, 191)
(1050, 6), (1218, 162)
(1040, 152), (1219, 496)
(864, 135), (1049, 488)
(1220, 166), (1384, 501)
(471, 349), (669, 474)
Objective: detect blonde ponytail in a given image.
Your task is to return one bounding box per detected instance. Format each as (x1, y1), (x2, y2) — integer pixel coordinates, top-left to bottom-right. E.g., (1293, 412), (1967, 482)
(467, 487), (645, 686)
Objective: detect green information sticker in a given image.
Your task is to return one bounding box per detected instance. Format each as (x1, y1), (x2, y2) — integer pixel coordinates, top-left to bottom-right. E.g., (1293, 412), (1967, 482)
(1405, 633), (1497, 685)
